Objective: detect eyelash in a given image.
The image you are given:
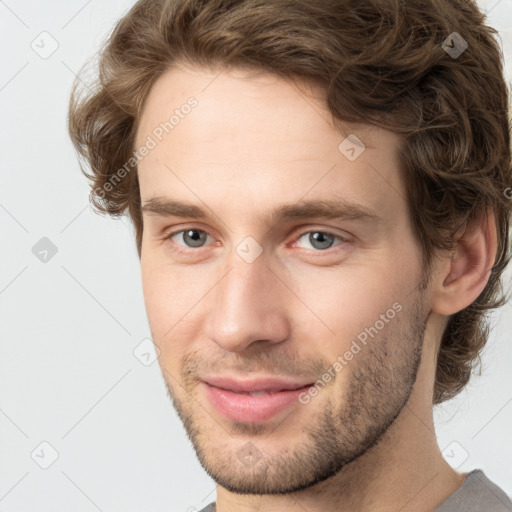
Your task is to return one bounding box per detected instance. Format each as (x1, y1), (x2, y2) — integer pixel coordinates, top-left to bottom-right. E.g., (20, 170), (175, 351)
(163, 227), (350, 256)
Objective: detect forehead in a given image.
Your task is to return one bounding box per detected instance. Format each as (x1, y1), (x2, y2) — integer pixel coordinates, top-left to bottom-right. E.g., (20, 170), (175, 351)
(135, 62), (406, 222)
(136, 60), (398, 154)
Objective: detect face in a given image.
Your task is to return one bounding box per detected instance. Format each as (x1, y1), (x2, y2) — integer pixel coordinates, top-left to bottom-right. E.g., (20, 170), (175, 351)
(136, 61), (430, 494)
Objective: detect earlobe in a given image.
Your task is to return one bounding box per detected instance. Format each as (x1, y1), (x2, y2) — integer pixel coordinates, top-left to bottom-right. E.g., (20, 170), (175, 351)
(431, 209), (497, 316)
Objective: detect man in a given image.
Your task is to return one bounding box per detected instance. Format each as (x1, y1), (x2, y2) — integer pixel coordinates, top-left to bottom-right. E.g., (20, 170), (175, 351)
(67, 0), (512, 510)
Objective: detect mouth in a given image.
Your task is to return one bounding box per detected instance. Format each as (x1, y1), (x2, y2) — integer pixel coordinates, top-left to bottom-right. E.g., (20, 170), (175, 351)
(200, 376), (314, 423)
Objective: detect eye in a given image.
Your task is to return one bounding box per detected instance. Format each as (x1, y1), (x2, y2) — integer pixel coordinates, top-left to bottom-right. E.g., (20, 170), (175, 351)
(168, 228), (210, 251)
(294, 230), (346, 251)
(164, 227), (349, 255)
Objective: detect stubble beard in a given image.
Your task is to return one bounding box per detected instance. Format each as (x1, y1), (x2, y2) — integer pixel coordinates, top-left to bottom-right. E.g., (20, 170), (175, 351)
(162, 290), (428, 495)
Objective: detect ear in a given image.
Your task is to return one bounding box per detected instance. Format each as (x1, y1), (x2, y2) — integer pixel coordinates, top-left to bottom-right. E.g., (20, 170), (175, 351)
(430, 208), (498, 316)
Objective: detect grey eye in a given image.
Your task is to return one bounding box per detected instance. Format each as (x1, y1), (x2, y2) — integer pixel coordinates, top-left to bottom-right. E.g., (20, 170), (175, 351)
(297, 231), (338, 250)
(178, 229), (208, 248)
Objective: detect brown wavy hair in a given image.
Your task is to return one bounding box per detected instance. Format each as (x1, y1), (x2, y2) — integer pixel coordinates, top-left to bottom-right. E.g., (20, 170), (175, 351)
(67, 0), (512, 404)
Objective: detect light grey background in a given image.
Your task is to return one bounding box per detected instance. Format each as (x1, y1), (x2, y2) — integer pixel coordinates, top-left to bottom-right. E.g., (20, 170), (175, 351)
(0, 1), (511, 511)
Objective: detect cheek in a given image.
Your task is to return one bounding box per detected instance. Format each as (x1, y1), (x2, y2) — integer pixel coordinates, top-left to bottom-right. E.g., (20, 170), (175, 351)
(141, 264), (167, 333)
(140, 259), (212, 356)
(141, 257), (182, 344)
(141, 270), (189, 377)
(293, 258), (415, 351)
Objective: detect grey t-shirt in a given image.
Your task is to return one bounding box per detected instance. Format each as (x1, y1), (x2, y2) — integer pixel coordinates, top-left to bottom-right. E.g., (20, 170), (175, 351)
(197, 469), (512, 511)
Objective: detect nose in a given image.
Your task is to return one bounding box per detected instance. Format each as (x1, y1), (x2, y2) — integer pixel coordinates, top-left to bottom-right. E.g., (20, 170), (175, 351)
(205, 252), (291, 353)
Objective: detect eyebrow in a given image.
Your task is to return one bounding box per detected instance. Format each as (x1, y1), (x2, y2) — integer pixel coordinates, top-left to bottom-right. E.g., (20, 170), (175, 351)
(141, 196), (381, 225)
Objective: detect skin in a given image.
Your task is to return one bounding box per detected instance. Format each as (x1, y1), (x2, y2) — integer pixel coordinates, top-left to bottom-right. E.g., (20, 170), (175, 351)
(135, 61), (497, 512)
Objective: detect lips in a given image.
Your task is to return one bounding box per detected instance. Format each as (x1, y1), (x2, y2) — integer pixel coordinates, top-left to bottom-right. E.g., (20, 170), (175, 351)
(201, 375), (315, 423)
(202, 375), (313, 394)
